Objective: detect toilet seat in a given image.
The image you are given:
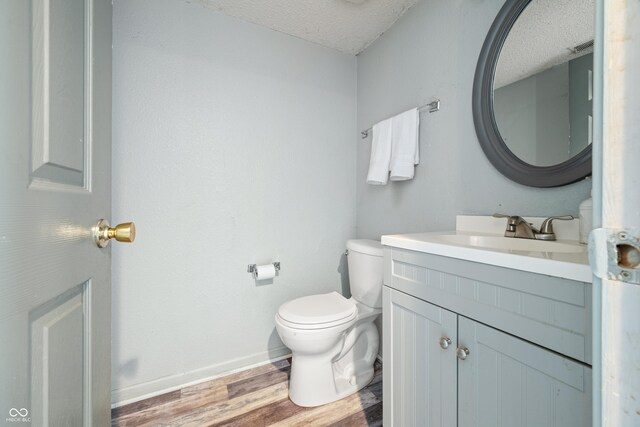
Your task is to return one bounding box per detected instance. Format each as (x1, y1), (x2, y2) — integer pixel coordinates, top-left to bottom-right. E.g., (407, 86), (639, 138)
(277, 292), (357, 330)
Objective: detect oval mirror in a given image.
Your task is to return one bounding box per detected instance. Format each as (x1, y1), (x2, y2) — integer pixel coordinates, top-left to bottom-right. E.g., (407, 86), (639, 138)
(473, 0), (594, 187)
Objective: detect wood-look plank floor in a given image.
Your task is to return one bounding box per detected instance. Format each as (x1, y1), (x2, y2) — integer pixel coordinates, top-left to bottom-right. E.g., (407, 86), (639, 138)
(111, 359), (382, 427)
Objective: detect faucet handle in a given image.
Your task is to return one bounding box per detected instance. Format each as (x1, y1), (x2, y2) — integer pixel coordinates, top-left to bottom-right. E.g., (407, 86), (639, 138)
(493, 213), (527, 226)
(539, 215), (575, 237)
(493, 213), (527, 224)
(492, 213), (518, 228)
(493, 213), (528, 234)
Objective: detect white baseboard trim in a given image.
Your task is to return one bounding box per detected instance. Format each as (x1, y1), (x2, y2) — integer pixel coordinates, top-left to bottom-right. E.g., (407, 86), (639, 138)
(111, 346), (291, 408)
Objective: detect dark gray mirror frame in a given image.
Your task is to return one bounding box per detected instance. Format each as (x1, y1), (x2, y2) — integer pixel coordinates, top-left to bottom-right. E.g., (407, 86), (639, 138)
(472, 0), (592, 188)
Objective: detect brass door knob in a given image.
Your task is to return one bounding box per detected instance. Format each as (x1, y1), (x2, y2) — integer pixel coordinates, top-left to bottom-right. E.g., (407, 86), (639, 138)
(94, 219), (136, 248)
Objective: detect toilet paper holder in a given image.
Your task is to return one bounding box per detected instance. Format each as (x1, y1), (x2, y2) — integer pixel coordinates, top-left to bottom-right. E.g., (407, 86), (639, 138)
(247, 262), (280, 278)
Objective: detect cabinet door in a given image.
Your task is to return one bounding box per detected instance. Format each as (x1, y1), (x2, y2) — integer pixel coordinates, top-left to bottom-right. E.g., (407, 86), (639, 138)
(383, 286), (457, 427)
(458, 316), (592, 427)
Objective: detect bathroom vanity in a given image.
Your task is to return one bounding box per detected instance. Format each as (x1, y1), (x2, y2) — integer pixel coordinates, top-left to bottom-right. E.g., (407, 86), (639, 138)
(381, 216), (592, 426)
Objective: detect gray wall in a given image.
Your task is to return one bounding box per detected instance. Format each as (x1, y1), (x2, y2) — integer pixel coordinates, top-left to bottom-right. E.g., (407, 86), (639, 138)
(356, 0), (591, 239)
(112, 0), (356, 404)
(494, 75), (538, 164)
(494, 62), (570, 167)
(569, 53), (593, 157)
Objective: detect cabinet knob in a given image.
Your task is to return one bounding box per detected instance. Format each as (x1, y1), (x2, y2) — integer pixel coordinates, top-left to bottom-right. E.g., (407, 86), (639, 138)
(439, 337), (452, 350)
(456, 347), (470, 360)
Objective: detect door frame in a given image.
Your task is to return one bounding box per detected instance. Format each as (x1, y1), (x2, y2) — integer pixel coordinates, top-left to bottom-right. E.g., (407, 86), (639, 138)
(592, 0), (640, 425)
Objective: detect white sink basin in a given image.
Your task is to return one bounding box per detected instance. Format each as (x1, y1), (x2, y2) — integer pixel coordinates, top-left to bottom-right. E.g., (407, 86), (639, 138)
(382, 226), (591, 282)
(431, 234), (585, 254)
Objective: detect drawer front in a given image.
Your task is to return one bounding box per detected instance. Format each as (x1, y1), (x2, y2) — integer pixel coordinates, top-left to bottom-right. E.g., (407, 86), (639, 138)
(384, 247), (592, 364)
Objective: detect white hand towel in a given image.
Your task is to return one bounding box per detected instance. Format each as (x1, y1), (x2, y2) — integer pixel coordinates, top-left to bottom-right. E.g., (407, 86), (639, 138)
(390, 108), (420, 181)
(366, 118), (393, 185)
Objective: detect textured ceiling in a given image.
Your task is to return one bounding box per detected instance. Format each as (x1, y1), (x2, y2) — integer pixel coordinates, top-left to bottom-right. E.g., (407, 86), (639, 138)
(495, 0), (594, 88)
(193, 0), (420, 55)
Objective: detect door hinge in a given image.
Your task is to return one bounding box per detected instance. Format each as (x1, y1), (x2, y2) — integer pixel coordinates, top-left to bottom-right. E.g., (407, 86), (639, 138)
(589, 228), (640, 284)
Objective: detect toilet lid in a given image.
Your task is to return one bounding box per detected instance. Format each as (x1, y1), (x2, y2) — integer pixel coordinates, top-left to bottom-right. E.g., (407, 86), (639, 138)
(277, 292), (356, 326)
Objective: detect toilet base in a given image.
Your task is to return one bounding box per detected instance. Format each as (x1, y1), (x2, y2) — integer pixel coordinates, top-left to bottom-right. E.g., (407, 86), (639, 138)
(288, 318), (380, 407)
(289, 356), (375, 407)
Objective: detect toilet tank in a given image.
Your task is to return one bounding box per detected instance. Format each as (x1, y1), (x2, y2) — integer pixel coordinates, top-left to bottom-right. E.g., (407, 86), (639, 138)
(347, 239), (384, 308)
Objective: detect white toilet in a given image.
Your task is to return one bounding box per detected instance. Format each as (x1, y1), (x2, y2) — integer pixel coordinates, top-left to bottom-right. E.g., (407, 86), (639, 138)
(275, 239), (383, 407)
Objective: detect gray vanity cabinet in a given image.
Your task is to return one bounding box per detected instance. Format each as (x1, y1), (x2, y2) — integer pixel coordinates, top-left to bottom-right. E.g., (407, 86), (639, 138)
(383, 247), (592, 427)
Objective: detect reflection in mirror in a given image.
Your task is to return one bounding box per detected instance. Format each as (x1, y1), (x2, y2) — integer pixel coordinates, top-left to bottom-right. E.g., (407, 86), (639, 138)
(493, 0), (594, 167)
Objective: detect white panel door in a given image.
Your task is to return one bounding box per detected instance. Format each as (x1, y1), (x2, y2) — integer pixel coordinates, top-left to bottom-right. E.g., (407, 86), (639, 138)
(383, 286), (457, 427)
(458, 316), (592, 427)
(0, 0), (112, 425)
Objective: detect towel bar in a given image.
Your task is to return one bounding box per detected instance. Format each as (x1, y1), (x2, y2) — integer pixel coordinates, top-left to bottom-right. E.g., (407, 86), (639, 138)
(360, 99), (440, 139)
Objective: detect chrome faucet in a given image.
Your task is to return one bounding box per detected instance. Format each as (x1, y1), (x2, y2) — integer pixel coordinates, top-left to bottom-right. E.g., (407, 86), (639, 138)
(493, 214), (574, 241)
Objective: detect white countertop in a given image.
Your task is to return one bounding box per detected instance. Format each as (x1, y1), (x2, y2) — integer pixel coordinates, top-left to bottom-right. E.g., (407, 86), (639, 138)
(381, 216), (592, 283)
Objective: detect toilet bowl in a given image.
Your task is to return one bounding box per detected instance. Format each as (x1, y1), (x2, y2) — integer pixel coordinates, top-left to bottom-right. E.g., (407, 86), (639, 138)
(275, 239), (383, 407)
